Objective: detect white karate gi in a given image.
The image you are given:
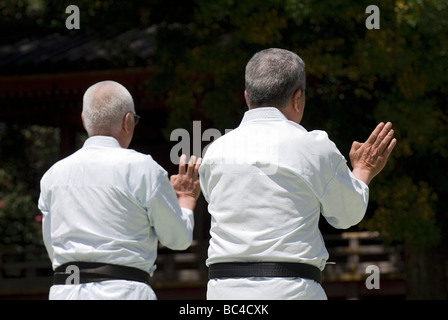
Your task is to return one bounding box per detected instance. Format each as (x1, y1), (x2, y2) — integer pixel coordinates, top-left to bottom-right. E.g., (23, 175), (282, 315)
(38, 136), (194, 300)
(199, 107), (369, 300)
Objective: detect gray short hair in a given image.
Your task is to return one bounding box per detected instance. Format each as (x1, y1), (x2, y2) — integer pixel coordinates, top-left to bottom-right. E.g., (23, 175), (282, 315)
(82, 80), (135, 136)
(245, 48), (306, 109)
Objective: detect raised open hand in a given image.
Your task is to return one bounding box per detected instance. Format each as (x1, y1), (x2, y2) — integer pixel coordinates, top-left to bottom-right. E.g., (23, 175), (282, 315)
(170, 154), (202, 209)
(349, 122), (397, 185)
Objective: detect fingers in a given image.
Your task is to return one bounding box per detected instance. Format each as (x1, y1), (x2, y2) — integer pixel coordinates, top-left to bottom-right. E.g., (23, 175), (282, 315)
(377, 125), (395, 154)
(179, 154), (202, 177)
(365, 121), (398, 162)
(178, 154), (187, 175)
(384, 137), (398, 159)
(186, 155), (196, 176)
(366, 122), (395, 150)
(375, 122), (393, 149)
(365, 122), (385, 146)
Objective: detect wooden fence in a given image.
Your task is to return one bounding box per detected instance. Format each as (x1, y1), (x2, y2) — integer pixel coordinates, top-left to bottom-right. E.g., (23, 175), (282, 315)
(322, 231), (405, 299)
(0, 231), (405, 299)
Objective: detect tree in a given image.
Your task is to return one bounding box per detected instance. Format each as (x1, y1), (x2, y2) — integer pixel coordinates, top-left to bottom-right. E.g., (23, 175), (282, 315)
(0, 125), (60, 248)
(356, 0), (448, 299)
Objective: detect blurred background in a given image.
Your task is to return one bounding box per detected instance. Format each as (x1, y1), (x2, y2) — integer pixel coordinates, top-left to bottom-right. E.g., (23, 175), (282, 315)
(0, 0), (447, 300)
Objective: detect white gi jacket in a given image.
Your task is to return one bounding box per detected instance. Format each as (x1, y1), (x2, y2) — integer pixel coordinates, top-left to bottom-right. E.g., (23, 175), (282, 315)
(199, 107), (369, 300)
(38, 136), (194, 300)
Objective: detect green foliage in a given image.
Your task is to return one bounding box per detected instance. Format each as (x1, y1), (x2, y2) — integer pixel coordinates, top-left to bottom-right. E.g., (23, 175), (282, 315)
(0, 125), (60, 249)
(363, 177), (440, 248)
(356, 0), (448, 249)
(0, 169), (40, 247)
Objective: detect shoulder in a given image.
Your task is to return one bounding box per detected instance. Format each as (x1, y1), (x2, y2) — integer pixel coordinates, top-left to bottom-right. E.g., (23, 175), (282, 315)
(280, 122), (341, 156)
(40, 149), (82, 182)
(301, 129), (339, 156)
(118, 149), (167, 181)
(275, 124), (347, 177)
(123, 148), (158, 166)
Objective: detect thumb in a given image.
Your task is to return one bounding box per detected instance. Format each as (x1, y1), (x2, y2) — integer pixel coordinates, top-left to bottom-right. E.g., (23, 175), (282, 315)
(351, 141), (363, 151)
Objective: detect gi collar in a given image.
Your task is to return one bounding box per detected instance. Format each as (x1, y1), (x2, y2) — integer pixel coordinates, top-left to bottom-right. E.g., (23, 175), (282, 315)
(82, 136), (122, 149)
(240, 107), (288, 125)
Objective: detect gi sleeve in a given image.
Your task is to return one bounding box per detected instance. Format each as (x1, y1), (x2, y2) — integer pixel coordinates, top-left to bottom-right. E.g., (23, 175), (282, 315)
(198, 161), (211, 203)
(147, 167), (194, 250)
(319, 157), (369, 229)
(37, 173), (55, 263)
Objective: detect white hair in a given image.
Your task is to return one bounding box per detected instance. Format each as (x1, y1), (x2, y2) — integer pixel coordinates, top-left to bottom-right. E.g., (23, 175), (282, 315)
(82, 80), (135, 136)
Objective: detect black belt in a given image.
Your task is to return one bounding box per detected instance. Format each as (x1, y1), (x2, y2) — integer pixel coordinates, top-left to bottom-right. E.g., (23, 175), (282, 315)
(209, 262), (322, 284)
(54, 262), (150, 285)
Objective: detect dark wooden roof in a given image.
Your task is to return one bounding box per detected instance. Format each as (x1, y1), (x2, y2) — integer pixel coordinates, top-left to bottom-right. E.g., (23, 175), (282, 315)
(0, 26), (162, 123)
(0, 26), (157, 75)
(0, 26), (166, 157)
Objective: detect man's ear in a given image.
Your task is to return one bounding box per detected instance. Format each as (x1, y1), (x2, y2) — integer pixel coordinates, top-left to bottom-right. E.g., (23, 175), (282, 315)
(244, 90), (249, 108)
(81, 113), (87, 132)
(123, 112), (133, 133)
(292, 89), (302, 112)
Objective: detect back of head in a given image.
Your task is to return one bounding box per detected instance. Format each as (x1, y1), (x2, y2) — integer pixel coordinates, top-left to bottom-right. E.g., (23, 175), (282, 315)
(245, 48), (306, 109)
(82, 80), (135, 137)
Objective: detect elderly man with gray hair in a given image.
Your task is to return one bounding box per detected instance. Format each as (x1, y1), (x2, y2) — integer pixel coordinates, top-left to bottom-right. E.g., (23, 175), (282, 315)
(38, 80), (201, 300)
(199, 48), (397, 299)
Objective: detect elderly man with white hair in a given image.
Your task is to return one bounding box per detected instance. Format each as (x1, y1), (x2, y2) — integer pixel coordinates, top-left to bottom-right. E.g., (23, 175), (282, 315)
(38, 80), (201, 300)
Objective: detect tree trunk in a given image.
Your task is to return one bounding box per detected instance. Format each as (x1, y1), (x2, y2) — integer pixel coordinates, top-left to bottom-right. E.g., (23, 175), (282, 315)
(404, 244), (447, 299)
